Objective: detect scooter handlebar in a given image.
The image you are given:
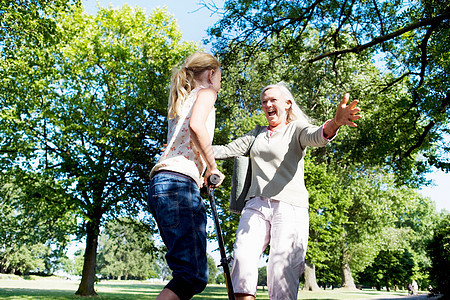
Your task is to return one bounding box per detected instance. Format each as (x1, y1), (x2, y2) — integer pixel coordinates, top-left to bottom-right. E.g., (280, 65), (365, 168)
(208, 174), (221, 186)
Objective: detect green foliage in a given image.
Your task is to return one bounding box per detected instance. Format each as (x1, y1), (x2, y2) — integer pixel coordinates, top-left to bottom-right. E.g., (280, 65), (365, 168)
(358, 249), (415, 290)
(0, 2), (201, 295)
(209, 0), (450, 182)
(210, 18), (445, 288)
(257, 266), (267, 287)
(427, 213), (450, 297)
(60, 249), (85, 276)
(216, 272), (225, 284)
(207, 254), (218, 284)
(97, 218), (158, 280)
(305, 154), (350, 286)
(0, 168), (76, 275)
(394, 192), (438, 288)
(0, 243), (50, 275)
(0, 0), (79, 54)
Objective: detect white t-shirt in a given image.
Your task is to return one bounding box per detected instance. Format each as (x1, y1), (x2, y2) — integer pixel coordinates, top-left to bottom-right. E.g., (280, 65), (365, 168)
(150, 87), (215, 187)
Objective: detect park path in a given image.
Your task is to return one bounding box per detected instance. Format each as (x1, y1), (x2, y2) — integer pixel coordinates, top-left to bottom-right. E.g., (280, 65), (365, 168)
(369, 293), (442, 299)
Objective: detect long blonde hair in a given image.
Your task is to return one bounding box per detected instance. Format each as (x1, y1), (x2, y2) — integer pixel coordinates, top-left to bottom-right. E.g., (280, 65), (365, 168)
(260, 82), (310, 123)
(168, 52), (220, 119)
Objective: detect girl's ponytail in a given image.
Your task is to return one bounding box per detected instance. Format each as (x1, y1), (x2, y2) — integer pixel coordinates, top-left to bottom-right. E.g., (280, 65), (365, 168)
(168, 52), (220, 119)
(168, 67), (194, 119)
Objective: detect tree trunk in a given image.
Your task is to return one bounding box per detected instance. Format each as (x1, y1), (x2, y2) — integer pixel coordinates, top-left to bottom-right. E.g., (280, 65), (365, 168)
(303, 260), (321, 291)
(75, 219), (100, 296)
(340, 261), (357, 290)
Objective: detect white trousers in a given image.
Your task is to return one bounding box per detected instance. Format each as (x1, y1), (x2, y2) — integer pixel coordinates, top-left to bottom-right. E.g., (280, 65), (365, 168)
(231, 197), (309, 300)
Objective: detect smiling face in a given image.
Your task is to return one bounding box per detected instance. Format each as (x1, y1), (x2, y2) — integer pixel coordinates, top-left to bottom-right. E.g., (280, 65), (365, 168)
(261, 87), (292, 130)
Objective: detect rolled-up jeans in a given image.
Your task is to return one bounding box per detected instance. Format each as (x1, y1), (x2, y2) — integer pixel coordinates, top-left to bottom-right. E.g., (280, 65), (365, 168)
(231, 196), (309, 300)
(148, 171), (208, 300)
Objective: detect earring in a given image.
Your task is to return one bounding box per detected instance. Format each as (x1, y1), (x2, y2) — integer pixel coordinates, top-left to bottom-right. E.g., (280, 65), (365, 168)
(209, 82), (213, 88)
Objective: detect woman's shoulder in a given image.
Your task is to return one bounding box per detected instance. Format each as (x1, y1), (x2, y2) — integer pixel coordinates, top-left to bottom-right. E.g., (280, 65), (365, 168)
(289, 119), (313, 129)
(251, 124), (267, 135)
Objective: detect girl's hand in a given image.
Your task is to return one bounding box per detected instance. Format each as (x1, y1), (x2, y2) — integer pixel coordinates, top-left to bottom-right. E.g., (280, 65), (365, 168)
(204, 168), (224, 188)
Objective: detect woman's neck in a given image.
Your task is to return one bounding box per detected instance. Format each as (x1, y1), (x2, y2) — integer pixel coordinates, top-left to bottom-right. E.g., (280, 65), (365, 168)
(268, 122), (288, 131)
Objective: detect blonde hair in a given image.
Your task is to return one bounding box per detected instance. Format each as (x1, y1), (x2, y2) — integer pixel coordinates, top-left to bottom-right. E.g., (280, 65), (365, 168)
(260, 82), (310, 123)
(168, 52), (220, 119)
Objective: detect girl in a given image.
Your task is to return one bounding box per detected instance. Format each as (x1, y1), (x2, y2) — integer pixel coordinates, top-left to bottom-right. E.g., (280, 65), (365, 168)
(148, 52), (224, 300)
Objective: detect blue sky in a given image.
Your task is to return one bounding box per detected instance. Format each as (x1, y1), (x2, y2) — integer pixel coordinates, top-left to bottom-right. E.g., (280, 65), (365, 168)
(82, 0), (223, 51)
(82, 0), (448, 213)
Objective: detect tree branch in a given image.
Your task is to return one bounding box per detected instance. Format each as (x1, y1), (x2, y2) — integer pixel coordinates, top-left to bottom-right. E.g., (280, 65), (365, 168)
(308, 12), (450, 63)
(379, 72), (414, 94)
(418, 23), (439, 87)
(403, 93), (450, 159)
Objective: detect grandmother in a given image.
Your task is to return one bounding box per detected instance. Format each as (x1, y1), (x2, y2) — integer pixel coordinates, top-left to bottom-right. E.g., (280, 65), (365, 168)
(213, 82), (361, 300)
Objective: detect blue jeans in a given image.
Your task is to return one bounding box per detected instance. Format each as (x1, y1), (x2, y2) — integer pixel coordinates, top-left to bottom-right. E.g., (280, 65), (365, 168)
(148, 171), (208, 299)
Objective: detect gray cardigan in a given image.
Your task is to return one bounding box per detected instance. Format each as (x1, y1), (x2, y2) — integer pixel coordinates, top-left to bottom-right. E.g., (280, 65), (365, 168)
(213, 120), (329, 208)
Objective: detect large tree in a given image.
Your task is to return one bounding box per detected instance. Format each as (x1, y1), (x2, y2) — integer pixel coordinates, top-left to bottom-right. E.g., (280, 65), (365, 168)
(206, 0), (448, 291)
(97, 218), (157, 280)
(0, 3), (199, 296)
(208, 0), (450, 182)
(0, 168), (76, 274)
(303, 155), (351, 290)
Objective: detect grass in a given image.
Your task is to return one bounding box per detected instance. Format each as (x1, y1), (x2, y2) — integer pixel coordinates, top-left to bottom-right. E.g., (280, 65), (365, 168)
(0, 276), (426, 299)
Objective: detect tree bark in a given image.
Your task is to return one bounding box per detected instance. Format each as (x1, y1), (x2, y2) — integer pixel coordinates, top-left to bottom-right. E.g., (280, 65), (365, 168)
(340, 261), (357, 290)
(75, 219), (101, 296)
(303, 260), (321, 291)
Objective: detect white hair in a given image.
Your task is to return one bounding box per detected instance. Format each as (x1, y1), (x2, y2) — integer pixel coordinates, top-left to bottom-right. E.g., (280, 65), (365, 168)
(260, 82), (309, 123)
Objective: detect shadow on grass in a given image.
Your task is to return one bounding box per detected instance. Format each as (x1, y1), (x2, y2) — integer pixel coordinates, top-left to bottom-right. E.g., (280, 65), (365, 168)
(0, 287), (79, 299)
(0, 280), (422, 300)
(0, 282), (242, 299)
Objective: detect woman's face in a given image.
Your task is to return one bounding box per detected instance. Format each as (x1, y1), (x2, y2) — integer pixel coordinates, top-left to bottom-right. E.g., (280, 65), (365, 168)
(261, 87), (291, 130)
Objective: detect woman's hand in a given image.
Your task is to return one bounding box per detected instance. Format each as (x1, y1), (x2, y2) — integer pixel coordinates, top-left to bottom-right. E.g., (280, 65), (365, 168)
(334, 93), (362, 127)
(324, 93), (362, 138)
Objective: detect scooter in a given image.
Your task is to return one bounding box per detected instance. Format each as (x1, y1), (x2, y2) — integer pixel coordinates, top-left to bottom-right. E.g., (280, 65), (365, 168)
(207, 174), (235, 300)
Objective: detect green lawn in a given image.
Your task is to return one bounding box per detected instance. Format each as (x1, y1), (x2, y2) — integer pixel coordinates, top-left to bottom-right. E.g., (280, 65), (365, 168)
(0, 277), (422, 299)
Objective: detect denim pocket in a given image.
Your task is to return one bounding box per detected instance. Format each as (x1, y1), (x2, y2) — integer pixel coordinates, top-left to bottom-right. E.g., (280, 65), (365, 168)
(151, 191), (180, 228)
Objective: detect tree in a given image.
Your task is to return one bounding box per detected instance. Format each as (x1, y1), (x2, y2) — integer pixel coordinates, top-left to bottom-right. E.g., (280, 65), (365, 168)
(258, 266), (267, 288)
(204, 0), (448, 290)
(207, 254), (218, 284)
(0, 243), (49, 275)
(153, 246), (172, 282)
(60, 249), (85, 277)
(208, 0), (450, 180)
(209, 30), (413, 290)
(428, 213), (450, 297)
(336, 171), (418, 289)
(208, 22), (408, 290)
(303, 261), (320, 291)
(358, 249), (414, 291)
(0, 3), (199, 296)
(304, 155), (351, 290)
(0, 0), (78, 55)
(97, 218), (157, 280)
(393, 191), (439, 289)
(0, 168), (76, 275)
(216, 272), (225, 285)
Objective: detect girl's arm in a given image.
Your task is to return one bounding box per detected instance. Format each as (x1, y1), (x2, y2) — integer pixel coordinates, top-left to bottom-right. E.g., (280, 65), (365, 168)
(190, 88), (224, 187)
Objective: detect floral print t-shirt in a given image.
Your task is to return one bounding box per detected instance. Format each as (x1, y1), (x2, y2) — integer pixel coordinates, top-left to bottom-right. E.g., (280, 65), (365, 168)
(150, 87), (215, 187)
